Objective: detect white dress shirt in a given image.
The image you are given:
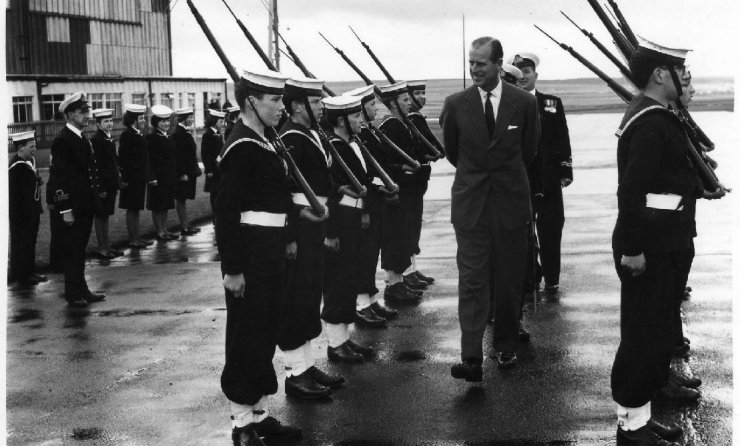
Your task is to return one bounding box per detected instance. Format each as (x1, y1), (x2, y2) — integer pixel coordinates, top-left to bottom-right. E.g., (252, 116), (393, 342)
(478, 80), (503, 121)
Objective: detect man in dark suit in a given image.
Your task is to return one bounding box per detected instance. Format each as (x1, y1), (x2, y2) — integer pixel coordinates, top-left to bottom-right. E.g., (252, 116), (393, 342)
(510, 52), (573, 294)
(440, 36), (540, 379)
(48, 92), (106, 307)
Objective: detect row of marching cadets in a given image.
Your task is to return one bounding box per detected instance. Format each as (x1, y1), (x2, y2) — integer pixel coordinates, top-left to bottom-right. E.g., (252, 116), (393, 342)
(215, 68), (444, 445)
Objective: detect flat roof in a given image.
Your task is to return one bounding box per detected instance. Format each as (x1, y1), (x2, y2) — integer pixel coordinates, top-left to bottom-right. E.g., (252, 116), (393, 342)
(6, 74), (227, 83)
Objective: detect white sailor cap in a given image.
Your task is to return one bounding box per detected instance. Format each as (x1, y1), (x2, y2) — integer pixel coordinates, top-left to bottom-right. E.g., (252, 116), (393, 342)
(9, 130), (35, 144)
(507, 52), (539, 69)
(92, 108), (114, 119)
(59, 91), (90, 114)
(634, 35), (690, 66)
(322, 95), (363, 115)
(226, 105), (240, 114)
(208, 109), (226, 118)
(240, 68), (288, 95)
(501, 63), (523, 81)
(175, 107), (194, 116)
(407, 80), (426, 92)
(151, 105), (173, 119)
(343, 85), (375, 104)
(123, 103), (147, 115)
(378, 81), (408, 99)
(285, 75), (325, 97)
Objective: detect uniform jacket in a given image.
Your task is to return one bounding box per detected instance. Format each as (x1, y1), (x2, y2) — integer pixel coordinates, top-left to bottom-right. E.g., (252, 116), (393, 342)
(279, 119), (333, 198)
(9, 154), (43, 223)
(146, 130), (178, 186)
(48, 125), (101, 215)
(91, 128), (120, 193)
(378, 116), (417, 185)
(535, 91), (572, 189)
(201, 126), (223, 193)
(407, 112), (436, 182)
(118, 126), (153, 185)
(440, 82), (540, 231)
(325, 133), (373, 238)
(613, 94), (703, 256)
(172, 124), (202, 180)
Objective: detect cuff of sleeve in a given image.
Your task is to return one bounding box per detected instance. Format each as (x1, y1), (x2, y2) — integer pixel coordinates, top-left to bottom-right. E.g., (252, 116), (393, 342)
(60, 209), (72, 214)
(221, 264), (243, 276)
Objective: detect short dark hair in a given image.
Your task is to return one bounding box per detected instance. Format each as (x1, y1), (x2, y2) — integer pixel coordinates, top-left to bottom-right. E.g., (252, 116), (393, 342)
(282, 90), (303, 115)
(204, 114), (219, 127)
(123, 111), (138, 127)
(234, 79), (267, 112)
(151, 115), (166, 128)
(629, 52), (660, 89)
(13, 139), (32, 151)
(471, 36), (503, 62)
(176, 114), (191, 123)
(326, 110), (341, 127)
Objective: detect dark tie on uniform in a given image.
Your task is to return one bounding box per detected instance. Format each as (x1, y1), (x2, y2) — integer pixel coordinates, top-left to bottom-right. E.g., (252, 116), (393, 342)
(485, 92), (495, 138)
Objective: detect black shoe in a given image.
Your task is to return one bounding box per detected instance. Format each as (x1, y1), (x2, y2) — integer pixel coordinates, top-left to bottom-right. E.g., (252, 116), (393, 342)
(544, 283), (559, 294)
(451, 358), (482, 382)
(617, 425), (679, 446)
(306, 366), (345, 389)
(404, 285), (423, 297)
(682, 286), (692, 301)
(328, 342), (364, 363)
(495, 351), (517, 369)
(671, 341), (690, 357)
(181, 227), (198, 236)
(403, 274), (428, 290)
(518, 322), (531, 342)
(346, 339), (373, 356)
(285, 371), (331, 399)
(251, 416), (301, 439)
(355, 307), (387, 328)
(671, 373), (702, 389)
(370, 302), (399, 320)
(655, 381), (701, 403)
(155, 233), (170, 242)
(85, 292), (106, 303)
(413, 270), (435, 284)
(646, 419), (683, 442)
(232, 424), (265, 446)
(30, 273), (48, 282)
(383, 282), (420, 304)
(18, 275), (41, 285)
(110, 248), (124, 257)
(67, 297), (89, 308)
(138, 238), (154, 246)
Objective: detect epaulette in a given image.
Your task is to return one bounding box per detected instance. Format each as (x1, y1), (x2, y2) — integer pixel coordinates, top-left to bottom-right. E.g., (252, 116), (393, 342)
(217, 137), (274, 165)
(615, 106), (673, 138)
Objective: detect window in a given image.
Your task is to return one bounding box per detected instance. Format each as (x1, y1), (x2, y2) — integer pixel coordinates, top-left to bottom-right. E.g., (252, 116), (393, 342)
(131, 93), (147, 106)
(41, 94), (66, 120)
(159, 93), (174, 109)
(12, 96), (33, 123)
(210, 92), (223, 109)
(186, 92), (196, 108)
(89, 92), (123, 116)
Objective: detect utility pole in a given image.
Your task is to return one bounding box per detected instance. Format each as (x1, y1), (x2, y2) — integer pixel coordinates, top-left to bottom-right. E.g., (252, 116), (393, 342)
(267, 0), (280, 70)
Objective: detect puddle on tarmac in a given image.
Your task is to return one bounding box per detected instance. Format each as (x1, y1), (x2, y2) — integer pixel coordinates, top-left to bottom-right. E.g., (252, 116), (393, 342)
(94, 309), (196, 317)
(71, 427), (104, 440)
(10, 308), (42, 323)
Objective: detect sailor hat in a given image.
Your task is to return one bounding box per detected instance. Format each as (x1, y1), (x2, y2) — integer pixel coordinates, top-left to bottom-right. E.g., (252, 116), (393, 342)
(175, 107), (194, 116)
(208, 109), (226, 118)
(343, 85), (375, 104)
(378, 81), (408, 99)
(634, 36), (690, 66)
(322, 95), (363, 115)
(501, 63), (523, 83)
(151, 105), (173, 119)
(123, 103), (147, 115)
(59, 91), (90, 114)
(92, 108), (114, 119)
(226, 105), (240, 114)
(240, 68), (289, 95)
(508, 52), (539, 70)
(285, 75), (325, 97)
(406, 80), (427, 92)
(9, 130), (35, 143)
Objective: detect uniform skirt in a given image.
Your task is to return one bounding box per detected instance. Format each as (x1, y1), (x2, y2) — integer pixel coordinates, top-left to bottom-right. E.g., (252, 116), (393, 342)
(119, 180), (147, 210)
(146, 182), (175, 211)
(175, 178), (197, 201)
(96, 190), (118, 216)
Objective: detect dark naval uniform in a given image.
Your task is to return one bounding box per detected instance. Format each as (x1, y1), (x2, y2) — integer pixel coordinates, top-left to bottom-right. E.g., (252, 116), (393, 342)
(610, 95), (702, 408)
(406, 112), (435, 258)
(216, 120), (293, 405)
(173, 124), (202, 200)
(201, 125), (223, 213)
(48, 125), (101, 300)
(91, 129), (120, 216)
(146, 130), (177, 211)
(534, 91), (572, 287)
(118, 126), (152, 210)
(277, 119), (332, 351)
(8, 155), (43, 282)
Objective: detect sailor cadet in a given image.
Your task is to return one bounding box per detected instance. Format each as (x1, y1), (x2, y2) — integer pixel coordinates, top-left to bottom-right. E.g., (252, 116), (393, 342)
(377, 81), (423, 304)
(8, 130), (46, 285)
(276, 75), (345, 399)
(48, 91), (106, 307)
(172, 107), (203, 236)
(90, 108), (122, 258)
(146, 105), (179, 241)
(343, 84), (400, 325)
(500, 63), (523, 86)
(201, 108), (226, 222)
(321, 94), (377, 363)
(509, 51), (572, 294)
(224, 105), (241, 140)
(216, 68), (304, 446)
(118, 103), (155, 248)
(609, 37), (724, 446)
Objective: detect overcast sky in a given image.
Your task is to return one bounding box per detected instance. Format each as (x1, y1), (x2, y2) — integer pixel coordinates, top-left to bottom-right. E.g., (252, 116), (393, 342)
(170, 0), (738, 82)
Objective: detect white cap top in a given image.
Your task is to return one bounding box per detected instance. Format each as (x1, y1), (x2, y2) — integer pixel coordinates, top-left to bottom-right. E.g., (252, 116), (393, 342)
(378, 81), (408, 99)
(343, 85), (375, 102)
(636, 35), (690, 61)
(92, 108), (114, 119)
(507, 52), (540, 69)
(151, 105), (173, 119)
(407, 80), (426, 89)
(175, 107), (194, 116)
(59, 91), (90, 114)
(501, 63), (523, 79)
(285, 75), (325, 94)
(240, 68), (289, 95)
(10, 130), (35, 143)
(322, 95), (362, 113)
(123, 103), (147, 114)
(208, 109), (226, 118)
(226, 105), (240, 113)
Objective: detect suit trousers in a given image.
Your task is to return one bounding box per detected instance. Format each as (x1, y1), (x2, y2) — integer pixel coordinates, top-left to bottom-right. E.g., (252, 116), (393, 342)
(455, 195), (528, 359)
(357, 190), (383, 296)
(611, 250), (678, 407)
(9, 215), (40, 281)
(60, 211), (94, 299)
(536, 185), (564, 286)
(322, 206), (362, 324)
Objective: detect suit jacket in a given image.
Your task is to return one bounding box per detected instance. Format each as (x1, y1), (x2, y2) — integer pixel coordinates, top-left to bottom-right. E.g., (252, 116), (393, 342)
(48, 125), (101, 215)
(535, 91), (573, 190)
(440, 82), (540, 231)
(91, 129), (120, 193)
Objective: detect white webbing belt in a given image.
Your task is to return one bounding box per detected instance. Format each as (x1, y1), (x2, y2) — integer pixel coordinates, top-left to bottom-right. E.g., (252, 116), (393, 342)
(239, 211), (287, 227)
(646, 193), (683, 211)
(338, 195), (364, 209)
(291, 193), (328, 207)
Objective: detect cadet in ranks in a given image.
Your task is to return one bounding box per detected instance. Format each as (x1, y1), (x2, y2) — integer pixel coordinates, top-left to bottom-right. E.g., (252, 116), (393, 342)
(510, 52), (573, 294)
(8, 131), (46, 285)
(146, 105), (179, 241)
(90, 108), (122, 258)
(216, 69), (304, 445)
(277, 76), (344, 398)
(404, 80), (440, 288)
(48, 92), (106, 307)
(609, 38), (725, 445)
(321, 95), (376, 363)
(224, 105), (241, 141)
(377, 82), (423, 304)
(118, 104), (154, 248)
(500, 63), (523, 86)
(344, 85), (400, 325)
(201, 108), (226, 222)
(173, 107), (203, 236)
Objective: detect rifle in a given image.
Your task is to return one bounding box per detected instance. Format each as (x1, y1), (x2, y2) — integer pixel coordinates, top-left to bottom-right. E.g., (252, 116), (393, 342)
(273, 25), (337, 97)
(607, 0), (638, 47)
(352, 133), (399, 195)
(187, 0), (326, 217)
(585, 0), (635, 60)
(220, 0), (275, 70)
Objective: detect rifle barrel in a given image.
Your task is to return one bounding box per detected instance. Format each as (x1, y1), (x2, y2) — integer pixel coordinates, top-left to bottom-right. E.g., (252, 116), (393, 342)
(187, 0), (239, 82)
(585, 0), (635, 59)
(320, 32), (374, 85)
(221, 0), (276, 70)
(349, 26), (396, 83)
(608, 0), (639, 47)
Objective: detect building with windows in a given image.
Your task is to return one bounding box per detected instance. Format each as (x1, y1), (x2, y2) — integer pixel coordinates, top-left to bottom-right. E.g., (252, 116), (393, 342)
(6, 0), (227, 146)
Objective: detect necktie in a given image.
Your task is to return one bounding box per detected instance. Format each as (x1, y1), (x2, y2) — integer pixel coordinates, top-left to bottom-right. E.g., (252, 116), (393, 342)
(485, 92), (495, 138)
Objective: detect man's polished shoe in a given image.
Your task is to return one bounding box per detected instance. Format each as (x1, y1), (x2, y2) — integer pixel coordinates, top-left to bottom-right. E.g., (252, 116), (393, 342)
(403, 274), (428, 290)
(306, 366), (344, 389)
(355, 306), (387, 328)
(85, 292), (106, 303)
(616, 425), (679, 446)
(494, 351), (517, 369)
(370, 302), (399, 320)
(682, 286), (692, 301)
(646, 419), (683, 442)
(404, 285), (423, 297)
(251, 416), (302, 439)
(67, 298), (89, 308)
(671, 373), (702, 389)
(346, 339), (373, 356)
(413, 270), (435, 284)
(518, 322), (531, 342)
(232, 425), (265, 446)
(671, 341), (690, 358)
(451, 358), (482, 382)
(285, 371), (331, 399)
(328, 342), (364, 363)
(383, 282), (420, 304)
(30, 273), (48, 282)
(656, 381), (701, 403)
(544, 283), (559, 294)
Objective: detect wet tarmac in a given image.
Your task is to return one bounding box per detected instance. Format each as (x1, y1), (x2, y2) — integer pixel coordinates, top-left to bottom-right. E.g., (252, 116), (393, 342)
(5, 113), (736, 445)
